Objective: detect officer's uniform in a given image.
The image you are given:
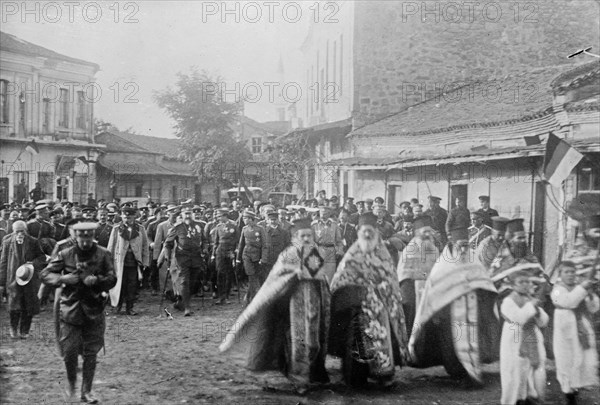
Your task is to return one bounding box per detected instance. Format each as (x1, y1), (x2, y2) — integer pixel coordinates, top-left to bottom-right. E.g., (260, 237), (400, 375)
(237, 221), (266, 303)
(27, 217), (54, 239)
(164, 220), (206, 311)
(94, 222), (113, 248)
(212, 218), (240, 303)
(424, 204), (448, 245)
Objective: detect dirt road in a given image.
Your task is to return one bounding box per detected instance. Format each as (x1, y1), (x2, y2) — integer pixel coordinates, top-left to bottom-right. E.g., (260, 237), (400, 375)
(1, 291), (599, 404)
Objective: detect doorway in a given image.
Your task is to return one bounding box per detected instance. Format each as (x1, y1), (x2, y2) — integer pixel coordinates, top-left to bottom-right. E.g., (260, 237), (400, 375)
(450, 184), (468, 209)
(387, 185), (402, 214)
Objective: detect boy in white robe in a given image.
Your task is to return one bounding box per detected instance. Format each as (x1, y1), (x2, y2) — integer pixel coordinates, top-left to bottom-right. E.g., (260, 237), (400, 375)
(500, 268), (548, 405)
(552, 261), (599, 404)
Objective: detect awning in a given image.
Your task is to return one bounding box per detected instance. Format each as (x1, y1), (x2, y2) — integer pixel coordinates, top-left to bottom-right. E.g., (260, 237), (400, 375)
(280, 118), (353, 141)
(329, 137), (600, 171)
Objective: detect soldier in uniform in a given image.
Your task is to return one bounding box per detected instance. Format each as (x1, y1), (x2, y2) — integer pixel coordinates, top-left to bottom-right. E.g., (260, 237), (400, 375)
(278, 208), (293, 233)
(49, 208), (66, 241)
(153, 205), (180, 297)
(146, 206), (166, 294)
(338, 208), (357, 253)
(236, 209), (266, 304)
(261, 211), (291, 280)
(41, 222), (117, 403)
(211, 209), (240, 305)
(446, 196), (471, 244)
(26, 202), (53, 240)
(160, 206), (206, 316)
(476, 216), (509, 271)
(312, 206), (344, 282)
(424, 195), (448, 245)
(81, 206), (96, 220)
(468, 211), (492, 250)
(475, 195), (499, 228)
(203, 208), (218, 296)
(94, 208), (112, 248)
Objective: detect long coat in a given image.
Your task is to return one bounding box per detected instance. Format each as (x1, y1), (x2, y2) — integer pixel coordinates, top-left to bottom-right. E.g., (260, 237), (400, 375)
(107, 223), (149, 306)
(0, 233), (44, 314)
(551, 283), (599, 393)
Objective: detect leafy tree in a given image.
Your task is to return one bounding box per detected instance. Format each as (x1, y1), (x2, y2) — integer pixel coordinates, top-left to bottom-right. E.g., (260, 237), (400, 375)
(154, 68), (254, 201)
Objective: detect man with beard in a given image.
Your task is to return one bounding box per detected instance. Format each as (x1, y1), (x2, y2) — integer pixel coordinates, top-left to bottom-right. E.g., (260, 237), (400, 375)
(312, 206), (344, 282)
(424, 196), (448, 245)
(396, 216), (441, 335)
(219, 217), (330, 394)
(476, 216), (509, 271)
(94, 208), (112, 248)
(160, 206), (206, 316)
(329, 212), (409, 387)
(469, 211), (492, 250)
(107, 207), (149, 315)
(0, 221), (45, 338)
(41, 222), (117, 403)
(211, 209), (240, 305)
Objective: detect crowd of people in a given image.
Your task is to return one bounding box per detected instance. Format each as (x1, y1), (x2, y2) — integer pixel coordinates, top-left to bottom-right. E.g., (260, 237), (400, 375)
(0, 189), (599, 404)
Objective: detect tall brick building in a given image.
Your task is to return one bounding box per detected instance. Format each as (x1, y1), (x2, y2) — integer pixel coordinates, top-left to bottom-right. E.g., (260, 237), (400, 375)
(284, 0), (600, 198)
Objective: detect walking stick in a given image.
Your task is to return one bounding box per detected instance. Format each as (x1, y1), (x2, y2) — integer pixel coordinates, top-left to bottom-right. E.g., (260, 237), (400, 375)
(158, 260), (173, 316)
(232, 257), (241, 303)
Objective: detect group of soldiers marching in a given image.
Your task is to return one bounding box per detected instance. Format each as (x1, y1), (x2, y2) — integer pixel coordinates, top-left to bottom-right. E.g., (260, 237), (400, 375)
(1, 190), (599, 404)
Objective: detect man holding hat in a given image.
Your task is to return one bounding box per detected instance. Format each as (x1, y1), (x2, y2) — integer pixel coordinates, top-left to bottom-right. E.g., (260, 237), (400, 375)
(236, 209), (267, 304)
(41, 221), (117, 403)
(107, 206), (149, 315)
(424, 196), (448, 245)
(211, 208), (240, 304)
(475, 195), (499, 228)
(0, 220), (45, 338)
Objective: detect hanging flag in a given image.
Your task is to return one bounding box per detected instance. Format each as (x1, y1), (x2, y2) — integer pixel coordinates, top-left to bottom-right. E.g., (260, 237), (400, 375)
(543, 132), (583, 187)
(25, 140), (39, 155)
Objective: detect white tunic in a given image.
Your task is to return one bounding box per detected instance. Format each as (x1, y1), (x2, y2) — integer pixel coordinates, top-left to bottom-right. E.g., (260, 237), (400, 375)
(552, 284), (600, 393)
(500, 296), (548, 404)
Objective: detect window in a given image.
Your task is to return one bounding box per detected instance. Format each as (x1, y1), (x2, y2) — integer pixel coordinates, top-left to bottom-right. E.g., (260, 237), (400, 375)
(172, 185), (178, 201)
(0, 80), (8, 124)
(19, 92), (25, 133)
(56, 176), (69, 201)
(252, 137), (262, 154)
(76, 91), (86, 129)
(72, 173), (88, 204)
(42, 98), (50, 132)
(578, 162), (600, 194)
(117, 181), (143, 198)
(59, 88), (69, 127)
(38, 172), (54, 201)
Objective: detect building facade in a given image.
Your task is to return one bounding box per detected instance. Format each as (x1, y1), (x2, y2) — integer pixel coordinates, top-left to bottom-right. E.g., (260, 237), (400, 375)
(0, 31), (100, 204)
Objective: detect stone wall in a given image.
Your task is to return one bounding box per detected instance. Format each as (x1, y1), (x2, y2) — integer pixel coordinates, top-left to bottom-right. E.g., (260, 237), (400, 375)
(353, 0), (600, 122)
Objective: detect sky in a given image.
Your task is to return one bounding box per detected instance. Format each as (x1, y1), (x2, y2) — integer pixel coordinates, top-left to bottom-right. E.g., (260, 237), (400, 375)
(1, 0), (312, 138)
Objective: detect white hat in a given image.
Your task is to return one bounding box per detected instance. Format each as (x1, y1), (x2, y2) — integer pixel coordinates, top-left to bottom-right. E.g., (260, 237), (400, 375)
(16, 263), (34, 286)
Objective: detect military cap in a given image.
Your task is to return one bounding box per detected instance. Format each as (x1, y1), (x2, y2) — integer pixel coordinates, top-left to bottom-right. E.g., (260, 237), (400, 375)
(267, 211), (279, 218)
(106, 203), (118, 211)
(204, 208), (214, 214)
(399, 201), (411, 209)
(291, 217), (312, 233)
(121, 206), (138, 215)
(365, 198), (374, 204)
(50, 208), (63, 217)
(165, 204), (180, 213)
(374, 196), (384, 204)
(470, 211), (484, 218)
(428, 195), (442, 202)
(192, 205), (203, 213)
(478, 195), (490, 202)
(81, 205), (96, 213)
(121, 202), (134, 208)
(34, 202), (49, 210)
(346, 197), (354, 202)
(216, 208), (229, 216)
(277, 208), (288, 214)
(65, 217), (86, 227)
(242, 208), (257, 218)
(181, 205), (193, 212)
(73, 221), (99, 233)
(139, 207), (149, 212)
(1, 203), (11, 210)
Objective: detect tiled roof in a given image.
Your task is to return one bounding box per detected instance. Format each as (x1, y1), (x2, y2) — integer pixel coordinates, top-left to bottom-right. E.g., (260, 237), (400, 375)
(97, 155), (191, 177)
(0, 31), (99, 69)
(350, 64), (589, 138)
(95, 132), (159, 155)
(117, 132), (182, 159)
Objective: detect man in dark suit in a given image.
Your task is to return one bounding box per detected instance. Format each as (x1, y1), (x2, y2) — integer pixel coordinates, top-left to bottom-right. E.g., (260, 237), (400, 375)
(475, 195), (499, 228)
(424, 196), (448, 245)
(338, 209), (357, 253)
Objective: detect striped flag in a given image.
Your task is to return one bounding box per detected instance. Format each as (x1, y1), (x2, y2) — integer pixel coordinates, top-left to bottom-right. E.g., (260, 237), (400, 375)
(25, 140), (39, 155)
(543, 132), (583, 187)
